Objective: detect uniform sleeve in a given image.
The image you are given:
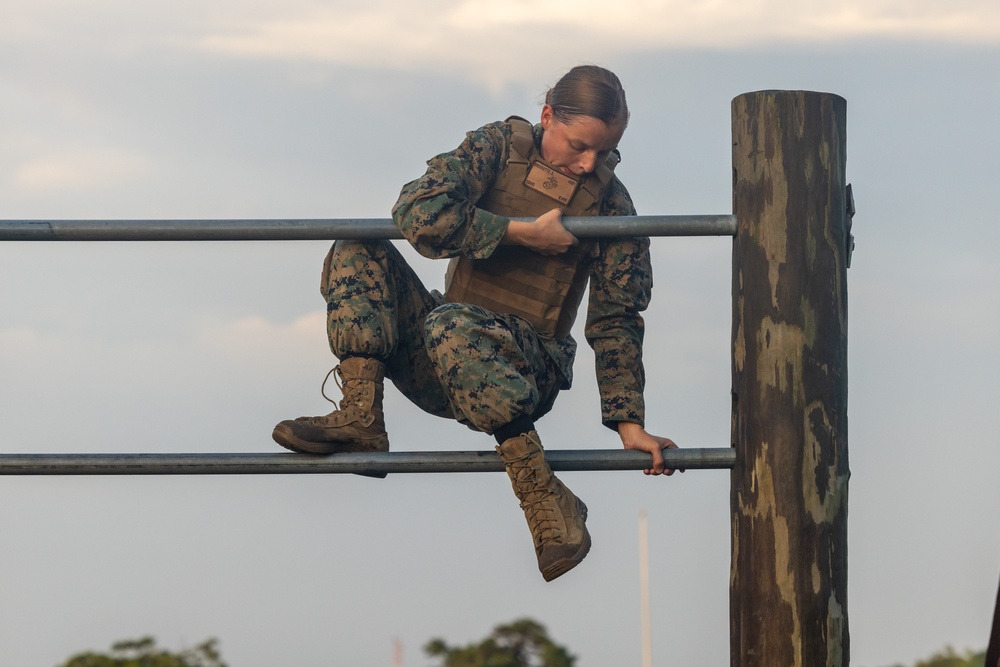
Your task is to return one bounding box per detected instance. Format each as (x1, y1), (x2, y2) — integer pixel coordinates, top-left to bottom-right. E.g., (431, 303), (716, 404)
(392, 122), (511, 260)
(585, 179), (652, 429)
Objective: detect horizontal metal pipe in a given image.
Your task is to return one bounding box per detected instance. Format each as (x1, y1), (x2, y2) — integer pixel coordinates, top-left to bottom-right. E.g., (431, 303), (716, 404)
(0, 448), (734, 476)
(0, 215), (736, 241)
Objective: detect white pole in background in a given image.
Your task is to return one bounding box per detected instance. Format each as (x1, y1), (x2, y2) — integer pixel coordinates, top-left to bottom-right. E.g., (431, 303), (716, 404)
(639, 510), (652, 667)
(392, 637), (403, 667)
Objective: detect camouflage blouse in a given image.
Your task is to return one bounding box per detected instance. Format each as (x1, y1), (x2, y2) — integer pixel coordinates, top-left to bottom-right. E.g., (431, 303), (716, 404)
(392, 119), (652, 430)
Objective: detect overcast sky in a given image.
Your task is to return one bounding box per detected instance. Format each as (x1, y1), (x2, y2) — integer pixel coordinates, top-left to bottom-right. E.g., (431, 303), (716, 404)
(2, 2), (999, 666)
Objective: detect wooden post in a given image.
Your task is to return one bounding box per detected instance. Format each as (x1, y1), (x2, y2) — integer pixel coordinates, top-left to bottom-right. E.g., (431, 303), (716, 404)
(730, 91), (850, 666)
(987, 573), (1000, 667)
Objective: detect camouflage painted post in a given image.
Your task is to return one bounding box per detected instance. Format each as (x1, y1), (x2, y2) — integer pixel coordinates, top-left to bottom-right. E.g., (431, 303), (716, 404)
(987, 574), (1000, 667)
(730, 91), (850, 666)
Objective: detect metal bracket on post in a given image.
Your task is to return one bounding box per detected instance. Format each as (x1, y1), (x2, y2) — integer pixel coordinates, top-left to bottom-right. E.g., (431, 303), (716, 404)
(846, 183), (856, 268)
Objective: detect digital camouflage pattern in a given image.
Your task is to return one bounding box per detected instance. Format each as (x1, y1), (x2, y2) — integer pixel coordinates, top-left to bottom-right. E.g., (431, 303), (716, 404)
(323, 119), (652, 432)
(322, 240), (454, 421)
(322, 240), (563, 433)
(424, 302), (564, 433)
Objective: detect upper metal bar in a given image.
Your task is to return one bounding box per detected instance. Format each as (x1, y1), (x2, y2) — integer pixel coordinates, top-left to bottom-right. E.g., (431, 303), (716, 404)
(0, 448), (734, 476)
(0, 215), (736, 241)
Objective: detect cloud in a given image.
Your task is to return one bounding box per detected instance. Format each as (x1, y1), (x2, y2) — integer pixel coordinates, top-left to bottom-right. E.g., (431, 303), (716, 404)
(0, 312), (327, 386)
(195, 311), (327, 366)
(0, 325), (62, 357)
(12, 148), (151, 191)
(4, 1), (997, 92)
(192, 0), (1000, 86)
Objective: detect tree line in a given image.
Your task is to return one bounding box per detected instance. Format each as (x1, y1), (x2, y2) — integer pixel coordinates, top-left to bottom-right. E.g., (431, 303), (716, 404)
(54, 624), (987, 667)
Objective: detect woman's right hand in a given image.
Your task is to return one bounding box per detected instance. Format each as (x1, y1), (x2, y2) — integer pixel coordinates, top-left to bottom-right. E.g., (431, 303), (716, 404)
(503, 208), (579, 255)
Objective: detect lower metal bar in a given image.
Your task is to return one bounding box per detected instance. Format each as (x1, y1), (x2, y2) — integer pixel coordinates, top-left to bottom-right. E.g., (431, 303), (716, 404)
(0, 215), (736, 241)
(0, 448), (734, 476)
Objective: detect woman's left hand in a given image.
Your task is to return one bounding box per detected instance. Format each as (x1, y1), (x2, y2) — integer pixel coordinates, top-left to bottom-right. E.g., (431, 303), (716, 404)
(617, 421), (682, 476)
(503, 209), (578, 255)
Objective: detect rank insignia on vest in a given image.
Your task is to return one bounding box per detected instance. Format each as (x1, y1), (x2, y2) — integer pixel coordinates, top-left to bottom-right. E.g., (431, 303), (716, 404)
(524, 162), (579, 205)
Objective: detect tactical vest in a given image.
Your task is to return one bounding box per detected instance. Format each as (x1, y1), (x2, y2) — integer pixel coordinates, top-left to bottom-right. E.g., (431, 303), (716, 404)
(443, 116), (619, 338)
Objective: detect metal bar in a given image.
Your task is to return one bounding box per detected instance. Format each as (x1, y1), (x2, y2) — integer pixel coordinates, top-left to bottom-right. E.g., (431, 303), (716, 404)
(0, 448), (734, 476)
(0, 215), (736, 241)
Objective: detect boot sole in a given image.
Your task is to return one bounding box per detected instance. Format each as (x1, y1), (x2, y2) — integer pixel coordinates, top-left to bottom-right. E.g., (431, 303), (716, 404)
(271, 425), (389, 455)
(541, 499), (591, 582)
(272, 426), (390, 479)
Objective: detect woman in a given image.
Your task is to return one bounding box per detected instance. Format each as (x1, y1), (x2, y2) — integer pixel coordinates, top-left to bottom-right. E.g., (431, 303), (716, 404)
(273, 65), (678, 582)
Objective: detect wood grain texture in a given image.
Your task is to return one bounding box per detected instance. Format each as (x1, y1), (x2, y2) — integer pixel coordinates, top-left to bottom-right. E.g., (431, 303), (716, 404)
(730, 91), (850, 667)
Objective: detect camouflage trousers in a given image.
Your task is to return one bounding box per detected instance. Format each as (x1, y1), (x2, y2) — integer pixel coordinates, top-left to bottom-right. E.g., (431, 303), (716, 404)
(321, 240), (564, 434)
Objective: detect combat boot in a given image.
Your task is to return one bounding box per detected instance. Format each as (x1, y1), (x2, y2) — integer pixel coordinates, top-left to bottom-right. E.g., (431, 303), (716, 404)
(272, 357), (389, 454)
(496, 430), (591, 582)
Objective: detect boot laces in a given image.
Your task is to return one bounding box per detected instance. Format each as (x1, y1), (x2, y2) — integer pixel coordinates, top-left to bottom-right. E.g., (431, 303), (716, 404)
(507, 452), (561, 546)
(320, 365), (366, 414)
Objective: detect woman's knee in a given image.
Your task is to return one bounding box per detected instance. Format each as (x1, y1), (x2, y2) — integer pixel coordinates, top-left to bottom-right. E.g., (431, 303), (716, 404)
(423, 303), (489, 347)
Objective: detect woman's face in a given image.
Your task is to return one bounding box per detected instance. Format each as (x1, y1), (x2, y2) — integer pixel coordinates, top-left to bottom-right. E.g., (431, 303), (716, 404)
(539, 104), (625, 177)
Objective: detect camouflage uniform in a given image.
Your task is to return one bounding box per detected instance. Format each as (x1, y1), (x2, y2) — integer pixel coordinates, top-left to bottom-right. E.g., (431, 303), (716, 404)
(322, 119), (652, 435)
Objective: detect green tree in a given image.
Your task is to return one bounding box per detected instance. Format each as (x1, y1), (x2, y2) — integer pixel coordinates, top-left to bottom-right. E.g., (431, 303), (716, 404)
(425, 618), (574, 667)
(56, 636), (227, 667)
(879, 646), (986, 667)
(913, 646), (986, 667)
